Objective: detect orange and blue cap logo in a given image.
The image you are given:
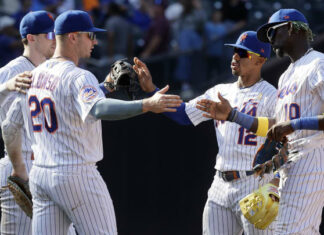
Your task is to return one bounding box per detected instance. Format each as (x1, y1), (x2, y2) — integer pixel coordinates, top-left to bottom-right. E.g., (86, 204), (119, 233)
(260, 48), (265, 53)
(284, 15), (290, 20)
(80, 85), (98, 103)
(47, 13), (54, 21)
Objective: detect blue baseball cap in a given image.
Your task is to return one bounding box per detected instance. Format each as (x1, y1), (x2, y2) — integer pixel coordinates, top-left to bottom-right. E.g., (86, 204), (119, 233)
(257, 9), (308, 43)
(20, 11), (55, 39)
(225, 31), (271, 58)
(55, 10), (106, 35)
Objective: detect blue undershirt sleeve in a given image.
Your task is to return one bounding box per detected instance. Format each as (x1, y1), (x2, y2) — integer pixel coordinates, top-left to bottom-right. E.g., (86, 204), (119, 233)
(99, 82), (109, 95)
(146, 87), (193, 125)
(163, 103), (193, 125)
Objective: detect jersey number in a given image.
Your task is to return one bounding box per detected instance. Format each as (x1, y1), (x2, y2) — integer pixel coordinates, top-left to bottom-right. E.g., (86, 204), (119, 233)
(284, 103), (300, 120)
(29, 96), (58, 133)
(237, 106), (257, 146)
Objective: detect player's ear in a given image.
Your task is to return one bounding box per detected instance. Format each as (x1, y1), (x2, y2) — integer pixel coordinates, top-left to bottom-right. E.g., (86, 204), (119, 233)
(256, 57), (266, 66)
(67, 32), (78, 43)
(26, 34), (35, 43)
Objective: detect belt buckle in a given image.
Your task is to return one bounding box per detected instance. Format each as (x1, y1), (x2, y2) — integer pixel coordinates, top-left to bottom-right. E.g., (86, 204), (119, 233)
(221, 171), (228, 181)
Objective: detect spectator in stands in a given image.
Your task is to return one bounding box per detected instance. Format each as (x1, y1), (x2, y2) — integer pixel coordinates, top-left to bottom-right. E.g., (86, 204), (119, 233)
(0, 16), (22, 67)
(11, 0), (32, 30)
(105, 2), (134, 60)
(220, 0), (248, 34)
(204, 9), (227, 82)
(140, 0), (170, 58)
(174, 0), (207, 99)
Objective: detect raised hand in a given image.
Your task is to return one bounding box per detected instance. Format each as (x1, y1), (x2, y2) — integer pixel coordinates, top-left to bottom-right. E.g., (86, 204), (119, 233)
(133, 57), (156, 93)
(6, 71), (32, 94)
(143, 85), (182, 113)
(267, 121), (294, 142)
(196, 92), (232, 120)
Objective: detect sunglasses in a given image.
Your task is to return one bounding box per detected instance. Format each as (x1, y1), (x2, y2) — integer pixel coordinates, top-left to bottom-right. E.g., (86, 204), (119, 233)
(266, 21), (290, 42)
(78, 32), (97, 41)
(234, 48), (261, 59)
(46, 32), (55, 40)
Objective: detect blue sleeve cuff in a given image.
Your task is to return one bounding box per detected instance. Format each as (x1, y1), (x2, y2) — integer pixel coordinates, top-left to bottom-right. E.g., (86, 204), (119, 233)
(163, 102), (192, 125)
(290, 117), (319, 130)
(99, 83), (109, 95)
(147, 87), (160, 97)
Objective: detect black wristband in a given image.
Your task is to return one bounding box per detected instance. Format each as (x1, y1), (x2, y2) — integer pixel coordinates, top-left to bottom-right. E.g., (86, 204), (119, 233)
(227, 109), (237, 122)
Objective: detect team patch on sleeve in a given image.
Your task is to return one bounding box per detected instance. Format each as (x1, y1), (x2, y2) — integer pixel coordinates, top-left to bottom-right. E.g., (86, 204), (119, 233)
(80, 85), (98, 103)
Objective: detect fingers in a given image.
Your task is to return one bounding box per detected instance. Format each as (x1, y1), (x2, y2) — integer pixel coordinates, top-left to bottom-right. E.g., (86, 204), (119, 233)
(134, 57), (149, 70)
(158, 85), (169, 94)
(196, 104), (208, 112)
(16, 77), (32, 84)
(217, 92), (226, 102)
(202, 113), (213, 119)
(162, 108), (178, 112)
(160, 94), (181, 100)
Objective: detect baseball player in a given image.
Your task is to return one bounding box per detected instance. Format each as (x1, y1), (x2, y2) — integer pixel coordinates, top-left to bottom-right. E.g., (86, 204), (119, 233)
(0, 11), (56, 235)
(134, 31), (277, 234)
(197, 9), (324, 235)
(2, 10), (182, 235)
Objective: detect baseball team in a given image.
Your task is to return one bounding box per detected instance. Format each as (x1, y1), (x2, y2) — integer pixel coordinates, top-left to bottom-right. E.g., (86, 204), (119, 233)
(0, 7), (323, 235)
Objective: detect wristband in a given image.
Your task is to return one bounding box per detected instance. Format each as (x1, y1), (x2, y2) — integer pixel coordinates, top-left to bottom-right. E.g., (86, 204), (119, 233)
(228, 109), (254, 130)
(255, 117), (269, 137)
(290, 117), (319, 130)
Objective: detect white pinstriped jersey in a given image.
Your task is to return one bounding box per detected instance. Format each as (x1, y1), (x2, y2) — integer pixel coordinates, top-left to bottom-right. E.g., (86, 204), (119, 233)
(0, 56), (34, 157)
(185, 80), (277, 171)
(275, 49), (324, 156)
(6, 59), (105, 169)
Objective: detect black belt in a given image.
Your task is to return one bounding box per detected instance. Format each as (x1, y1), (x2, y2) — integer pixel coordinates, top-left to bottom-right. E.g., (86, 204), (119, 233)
(216, 170), (254, 182)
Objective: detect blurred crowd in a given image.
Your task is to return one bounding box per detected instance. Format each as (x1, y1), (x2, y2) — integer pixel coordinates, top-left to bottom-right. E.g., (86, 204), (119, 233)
(1, 0), (323, 99)
(0, 0), (249, 98)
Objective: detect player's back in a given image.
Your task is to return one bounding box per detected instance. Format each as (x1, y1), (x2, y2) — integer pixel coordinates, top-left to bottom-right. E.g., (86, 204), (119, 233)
(0, 56), (35, 156)
(25, 59), (105, 169)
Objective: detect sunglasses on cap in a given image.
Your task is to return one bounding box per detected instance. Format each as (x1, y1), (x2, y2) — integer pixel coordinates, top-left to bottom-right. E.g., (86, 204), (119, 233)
(77, 32), (97, 41)
(46, 32), (55, 40)
(266, 21), (290, 42)
(234, 48), (261, 59)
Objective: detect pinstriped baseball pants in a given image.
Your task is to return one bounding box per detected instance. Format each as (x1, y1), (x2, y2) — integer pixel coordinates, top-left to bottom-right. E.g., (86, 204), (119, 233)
(276, 148), (324, 235)
(202, 172), (275, 235)
(29, 164), (117, 235)
(0, 155), (32, 235)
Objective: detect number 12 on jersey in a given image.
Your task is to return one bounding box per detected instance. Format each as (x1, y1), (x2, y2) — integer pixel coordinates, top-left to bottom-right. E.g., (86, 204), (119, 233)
(237, 104), (257, 146)
(29, 95), (58, 133)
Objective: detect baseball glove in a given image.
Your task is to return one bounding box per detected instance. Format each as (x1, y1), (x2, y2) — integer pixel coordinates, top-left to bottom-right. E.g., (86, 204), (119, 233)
(240, 183), (279, 230)
(104, 59), (139, 100)
(7, 176), (32, 218)
(252, 138), (288, 177)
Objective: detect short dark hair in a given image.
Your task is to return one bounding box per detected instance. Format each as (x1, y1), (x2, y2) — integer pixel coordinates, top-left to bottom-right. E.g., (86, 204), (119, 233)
(22, 38), (28, 45)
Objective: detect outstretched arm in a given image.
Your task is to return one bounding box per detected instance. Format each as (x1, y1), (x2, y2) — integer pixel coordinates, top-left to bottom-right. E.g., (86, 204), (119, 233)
(267, 115), (324, 141)
(196, 92), (276, 136)
(133, 57), (192, 125)
(91, 85), (183, 120)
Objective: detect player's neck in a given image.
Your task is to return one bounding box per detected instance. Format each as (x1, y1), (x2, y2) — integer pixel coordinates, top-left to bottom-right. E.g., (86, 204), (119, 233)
(287, 43), (310, 63)
(238, 74), (262, 88)
(52, 46), (79, 66)
(22, 48), (46, 67)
